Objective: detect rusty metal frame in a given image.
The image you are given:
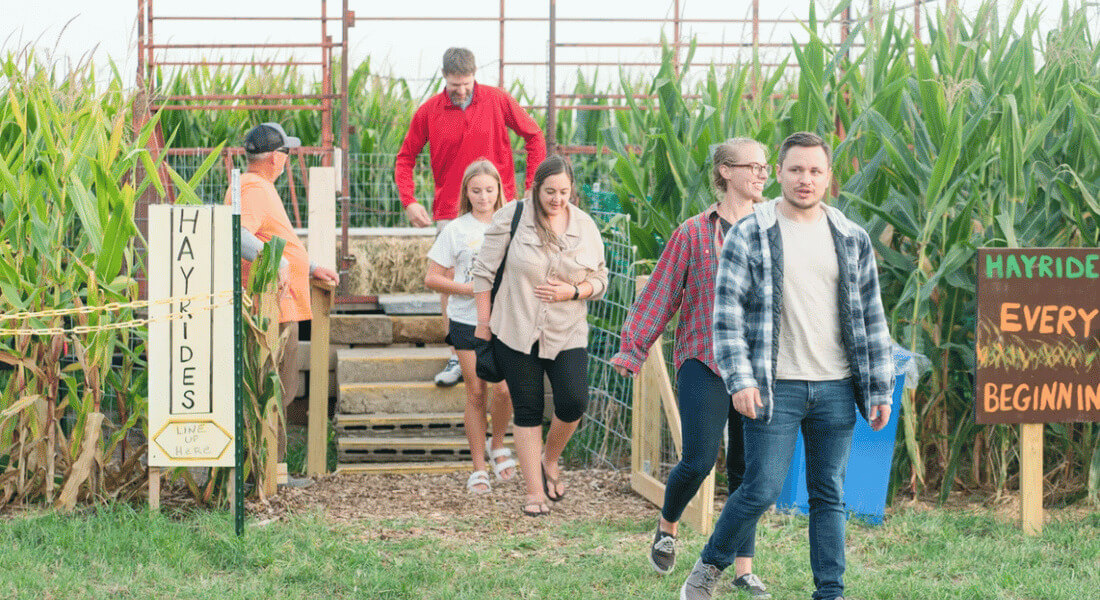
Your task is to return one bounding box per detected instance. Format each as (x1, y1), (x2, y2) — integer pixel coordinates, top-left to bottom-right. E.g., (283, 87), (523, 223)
(135, 0), (355, 275)
(353, 1), (925, 157)
(133, 0), (929, 285)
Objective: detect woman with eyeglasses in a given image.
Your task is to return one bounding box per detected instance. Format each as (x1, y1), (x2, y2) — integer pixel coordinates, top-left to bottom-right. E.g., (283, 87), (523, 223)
(611, 138), (773, 598)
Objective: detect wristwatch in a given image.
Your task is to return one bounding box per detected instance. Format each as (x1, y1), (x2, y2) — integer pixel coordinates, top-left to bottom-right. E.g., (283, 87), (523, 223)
(571, 284), (580, 300)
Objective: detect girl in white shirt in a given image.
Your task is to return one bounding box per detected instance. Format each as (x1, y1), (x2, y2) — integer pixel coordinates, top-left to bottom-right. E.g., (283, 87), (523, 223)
(426, 160), (516, 494)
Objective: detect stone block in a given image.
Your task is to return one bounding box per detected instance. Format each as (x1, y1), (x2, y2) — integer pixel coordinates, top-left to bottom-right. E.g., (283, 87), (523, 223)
(391, 316), (447, 344)
(338, 381), (467, 414)
(331, 315), (392, 345)
(337, 346), (451, 384)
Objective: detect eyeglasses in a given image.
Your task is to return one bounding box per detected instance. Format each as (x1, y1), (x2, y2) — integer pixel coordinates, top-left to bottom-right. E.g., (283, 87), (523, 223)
(727, 162), (769, 176)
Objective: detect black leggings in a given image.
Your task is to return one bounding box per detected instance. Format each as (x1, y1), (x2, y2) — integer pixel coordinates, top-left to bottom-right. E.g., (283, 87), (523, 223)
(494, 339), (589, 427)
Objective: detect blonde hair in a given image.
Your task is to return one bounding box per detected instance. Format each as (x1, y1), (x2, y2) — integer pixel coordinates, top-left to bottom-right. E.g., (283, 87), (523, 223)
(712, 137), (768, 194)
(458, 159), (505, 216)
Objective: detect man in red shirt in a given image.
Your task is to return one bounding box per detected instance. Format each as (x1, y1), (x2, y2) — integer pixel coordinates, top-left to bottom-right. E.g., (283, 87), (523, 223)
(395, 47), (545, 386)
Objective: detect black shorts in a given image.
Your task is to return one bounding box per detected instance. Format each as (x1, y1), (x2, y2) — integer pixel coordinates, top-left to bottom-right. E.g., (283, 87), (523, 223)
(445, 320), (478, 350)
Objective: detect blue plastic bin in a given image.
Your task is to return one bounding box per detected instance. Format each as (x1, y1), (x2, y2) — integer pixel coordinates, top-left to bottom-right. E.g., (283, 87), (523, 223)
(774, 351), (912, 525)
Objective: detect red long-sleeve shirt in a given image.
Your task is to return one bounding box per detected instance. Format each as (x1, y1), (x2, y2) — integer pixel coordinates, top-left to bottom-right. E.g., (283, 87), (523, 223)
(611, 205), (727, 376)
(394, 83), (546, 221)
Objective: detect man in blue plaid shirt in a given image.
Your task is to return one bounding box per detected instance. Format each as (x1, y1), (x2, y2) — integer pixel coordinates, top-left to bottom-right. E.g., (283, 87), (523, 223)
(680, 132), (895, 600)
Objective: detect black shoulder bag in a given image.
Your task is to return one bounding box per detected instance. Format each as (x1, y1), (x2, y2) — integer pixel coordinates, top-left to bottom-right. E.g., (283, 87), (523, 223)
(474, 202), (524, 383)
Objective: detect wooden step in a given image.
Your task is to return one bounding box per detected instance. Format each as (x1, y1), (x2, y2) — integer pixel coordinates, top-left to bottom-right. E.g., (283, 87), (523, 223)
(336, 346), (452, 384)
(337, 434), (513, 462)
(335, 461), (470, 475)
(338, 381), (468, 414)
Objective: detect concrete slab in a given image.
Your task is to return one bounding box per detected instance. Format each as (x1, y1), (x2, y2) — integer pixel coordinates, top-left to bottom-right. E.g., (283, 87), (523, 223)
(338, 381), (467, 414)
(378, 293), (442, 315)
(337, 346), (452, 384)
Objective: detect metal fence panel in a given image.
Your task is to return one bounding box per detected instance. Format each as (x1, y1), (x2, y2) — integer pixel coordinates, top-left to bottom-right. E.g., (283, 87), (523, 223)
(569, 210), (635, 469)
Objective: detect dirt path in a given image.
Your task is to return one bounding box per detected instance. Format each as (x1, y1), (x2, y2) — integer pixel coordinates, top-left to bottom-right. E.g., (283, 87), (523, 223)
(259, 468), (657, 538)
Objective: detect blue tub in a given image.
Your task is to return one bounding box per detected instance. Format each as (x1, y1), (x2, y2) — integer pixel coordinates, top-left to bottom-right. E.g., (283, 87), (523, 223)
(774, 352), (912, 525)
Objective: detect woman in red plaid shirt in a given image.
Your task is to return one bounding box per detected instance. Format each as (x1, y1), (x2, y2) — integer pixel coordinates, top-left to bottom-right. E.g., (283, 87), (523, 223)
(611, 138), (773, 598)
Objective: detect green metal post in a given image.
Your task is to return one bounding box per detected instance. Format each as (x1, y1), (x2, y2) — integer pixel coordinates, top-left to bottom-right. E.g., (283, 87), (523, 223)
(231, 169), (245, 537)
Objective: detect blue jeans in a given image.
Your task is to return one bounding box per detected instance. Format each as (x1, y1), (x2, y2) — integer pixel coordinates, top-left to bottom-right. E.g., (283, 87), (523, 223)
(661, 360), (750, 555)
(701, 378), (857, 600)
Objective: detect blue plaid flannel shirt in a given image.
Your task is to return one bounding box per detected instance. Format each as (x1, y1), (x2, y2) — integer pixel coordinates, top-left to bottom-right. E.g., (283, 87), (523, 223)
(712, 199), (895, 422)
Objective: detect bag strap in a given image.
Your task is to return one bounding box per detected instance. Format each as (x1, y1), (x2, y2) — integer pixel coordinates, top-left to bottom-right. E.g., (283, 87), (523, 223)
(489, 201), (524, 303)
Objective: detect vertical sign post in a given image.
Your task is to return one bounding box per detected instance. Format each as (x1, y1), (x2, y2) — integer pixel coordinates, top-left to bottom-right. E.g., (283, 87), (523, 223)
(975, 248), (1100, 535)
(232, 169), (245, 536)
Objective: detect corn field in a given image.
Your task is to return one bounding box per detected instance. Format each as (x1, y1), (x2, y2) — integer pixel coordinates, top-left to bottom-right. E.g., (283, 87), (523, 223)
(603, 0), (1100, 504)
(1, 0), (1098, 508)
(0, 51), (282, 508)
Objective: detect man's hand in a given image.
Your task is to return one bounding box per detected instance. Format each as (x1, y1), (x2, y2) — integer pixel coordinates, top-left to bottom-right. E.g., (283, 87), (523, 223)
(404, 202), (432, 227)
(474, 323), (491, 341)
(868, 404), (892, 431)
(613, 364), (632, 378)
(277, 263), (291, 300)
(731, 387), (763, 419)
(311, 265), (340, 286)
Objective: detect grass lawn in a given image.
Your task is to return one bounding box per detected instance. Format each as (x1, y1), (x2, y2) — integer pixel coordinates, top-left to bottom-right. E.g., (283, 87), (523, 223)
(0, 501), (1096, 600)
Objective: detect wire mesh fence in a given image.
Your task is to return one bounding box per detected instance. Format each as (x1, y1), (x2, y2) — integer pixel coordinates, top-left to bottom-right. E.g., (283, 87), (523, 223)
(565, 205), (635, 469)
(167, 151), (617, 229)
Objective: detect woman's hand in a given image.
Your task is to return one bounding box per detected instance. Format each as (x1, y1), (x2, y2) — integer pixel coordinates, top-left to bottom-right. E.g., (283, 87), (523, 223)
(535, 277), (575, 303)
(474, 323), (491, 341)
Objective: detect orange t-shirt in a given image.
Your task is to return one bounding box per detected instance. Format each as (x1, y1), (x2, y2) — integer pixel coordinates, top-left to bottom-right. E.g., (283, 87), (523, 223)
(225, 172), (311, 323)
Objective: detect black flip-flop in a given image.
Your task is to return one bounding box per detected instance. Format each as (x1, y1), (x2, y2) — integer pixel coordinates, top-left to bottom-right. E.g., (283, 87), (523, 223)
(542, 462), (565, 502)
(522, 501), (551, 517)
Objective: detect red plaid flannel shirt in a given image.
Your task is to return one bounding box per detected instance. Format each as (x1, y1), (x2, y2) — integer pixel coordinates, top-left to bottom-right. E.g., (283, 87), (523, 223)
(611, 205), (726, 375)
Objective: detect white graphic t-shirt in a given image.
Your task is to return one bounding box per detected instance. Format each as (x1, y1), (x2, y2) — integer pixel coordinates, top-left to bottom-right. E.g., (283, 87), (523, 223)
(427, 212), (491, 325)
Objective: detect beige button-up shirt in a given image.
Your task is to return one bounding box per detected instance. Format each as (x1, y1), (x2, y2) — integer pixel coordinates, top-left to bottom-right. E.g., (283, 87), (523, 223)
(472, 201), (608, 359)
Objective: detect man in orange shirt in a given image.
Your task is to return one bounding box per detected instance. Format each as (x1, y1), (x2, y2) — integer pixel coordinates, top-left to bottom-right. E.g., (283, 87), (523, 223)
(229, 122), (339, 482)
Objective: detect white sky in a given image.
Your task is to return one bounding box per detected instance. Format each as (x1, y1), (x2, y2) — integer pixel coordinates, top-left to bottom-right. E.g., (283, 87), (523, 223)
(1, 0), (1082, 98)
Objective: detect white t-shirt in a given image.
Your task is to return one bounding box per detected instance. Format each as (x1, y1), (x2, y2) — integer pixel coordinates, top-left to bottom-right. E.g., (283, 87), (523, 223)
(427, 213), (491, 325)
(775, 209), (851, 380)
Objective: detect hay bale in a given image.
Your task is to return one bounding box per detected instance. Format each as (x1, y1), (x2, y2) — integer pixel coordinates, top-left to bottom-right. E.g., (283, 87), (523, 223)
(346, 234), (434, 296)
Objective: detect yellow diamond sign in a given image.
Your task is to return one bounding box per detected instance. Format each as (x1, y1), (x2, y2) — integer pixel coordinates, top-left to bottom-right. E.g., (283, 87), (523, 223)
(153, 419), (233, 462)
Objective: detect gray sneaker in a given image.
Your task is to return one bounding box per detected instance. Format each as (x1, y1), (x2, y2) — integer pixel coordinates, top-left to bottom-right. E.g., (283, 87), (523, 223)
(680, 558), (722, 600)
(648, 526), (676, 575)
(731, 573), (771, 599)
(434, 357), (463, 387)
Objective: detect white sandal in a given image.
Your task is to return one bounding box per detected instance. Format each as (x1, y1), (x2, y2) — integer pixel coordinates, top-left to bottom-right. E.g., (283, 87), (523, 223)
(466, 470), (492, 494)
(485, 438), (517, 481)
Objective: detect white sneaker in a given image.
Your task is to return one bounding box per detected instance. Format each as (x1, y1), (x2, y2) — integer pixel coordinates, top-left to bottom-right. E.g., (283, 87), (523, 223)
(434, 357), (463, 387)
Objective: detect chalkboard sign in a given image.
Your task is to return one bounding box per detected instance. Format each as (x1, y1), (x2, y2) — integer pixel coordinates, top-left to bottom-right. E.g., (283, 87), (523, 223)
(975, 248), (1100, 424)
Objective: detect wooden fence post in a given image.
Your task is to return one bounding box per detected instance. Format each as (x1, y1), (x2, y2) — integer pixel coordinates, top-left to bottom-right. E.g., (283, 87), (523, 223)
(629, 275), (716, 535)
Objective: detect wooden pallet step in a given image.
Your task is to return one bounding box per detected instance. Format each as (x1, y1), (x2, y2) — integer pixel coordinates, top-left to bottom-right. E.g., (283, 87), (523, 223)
(335, 461), (470, 475)
(337, 434), (514, 462)
(335, 412), (465, 435)
(334, 412), (514, 437)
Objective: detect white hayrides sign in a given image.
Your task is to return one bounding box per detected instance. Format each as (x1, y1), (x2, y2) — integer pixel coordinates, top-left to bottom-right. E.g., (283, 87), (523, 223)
(147, 205), (236, 467)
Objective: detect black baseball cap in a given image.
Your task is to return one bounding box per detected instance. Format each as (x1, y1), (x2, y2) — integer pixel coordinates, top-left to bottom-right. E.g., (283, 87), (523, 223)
(244, 122), (301, 153)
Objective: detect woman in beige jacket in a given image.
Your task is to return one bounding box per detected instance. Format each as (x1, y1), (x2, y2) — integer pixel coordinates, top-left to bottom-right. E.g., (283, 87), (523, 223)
(472, 155), (608, 516)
